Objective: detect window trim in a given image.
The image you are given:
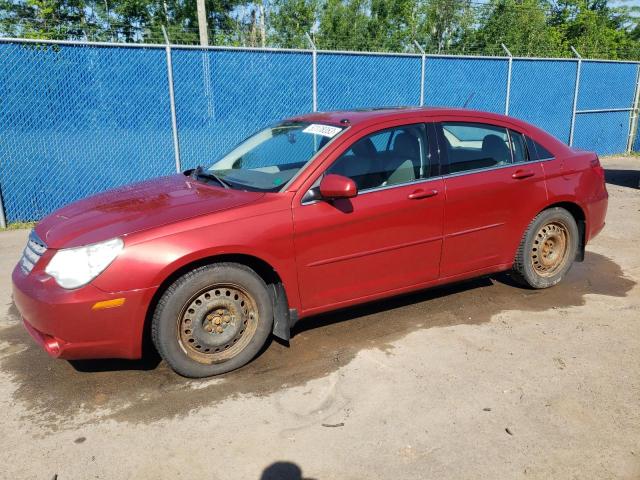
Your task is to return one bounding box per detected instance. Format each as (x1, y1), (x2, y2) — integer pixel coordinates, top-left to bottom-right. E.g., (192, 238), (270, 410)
(507, 128), (529, 164)
(442, 161), (524, 180)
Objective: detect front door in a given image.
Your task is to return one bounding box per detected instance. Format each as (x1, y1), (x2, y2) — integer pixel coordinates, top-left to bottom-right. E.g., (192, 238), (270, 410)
(292, 123), (445, 312)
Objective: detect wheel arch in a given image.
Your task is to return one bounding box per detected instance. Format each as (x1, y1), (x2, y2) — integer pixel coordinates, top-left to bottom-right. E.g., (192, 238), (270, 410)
(540, 201), (586, 261)
(142, 253), (295, 357)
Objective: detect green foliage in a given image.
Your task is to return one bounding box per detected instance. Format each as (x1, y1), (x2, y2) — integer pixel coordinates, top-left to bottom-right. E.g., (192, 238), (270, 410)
(0, 221), (36, 230)
(469, 0), (564, 57)
(420, 0), (475, 54)
(550, 0), (640, 59)
(270, 0), (316, 48)
(316, 0), (371, 50)
(1, 0), (640, 59)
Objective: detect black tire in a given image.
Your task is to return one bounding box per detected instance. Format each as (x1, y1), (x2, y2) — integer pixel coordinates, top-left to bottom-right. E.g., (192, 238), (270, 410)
(511, 207), (579, 289)
(152, 263), (273, 378)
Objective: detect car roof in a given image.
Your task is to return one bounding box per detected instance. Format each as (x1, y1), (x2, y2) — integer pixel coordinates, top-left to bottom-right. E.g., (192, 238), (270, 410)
(288, 107), (571, 155)
(289, 107), (518, 128)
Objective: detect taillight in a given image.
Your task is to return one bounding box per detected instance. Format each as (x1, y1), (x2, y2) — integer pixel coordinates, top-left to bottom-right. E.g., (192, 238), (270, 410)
(590, 156), (605, 181)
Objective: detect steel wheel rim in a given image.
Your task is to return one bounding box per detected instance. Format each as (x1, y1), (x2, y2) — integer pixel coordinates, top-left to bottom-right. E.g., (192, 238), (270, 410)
(177, 283), (259, 364)
(531, 220), (569, 277)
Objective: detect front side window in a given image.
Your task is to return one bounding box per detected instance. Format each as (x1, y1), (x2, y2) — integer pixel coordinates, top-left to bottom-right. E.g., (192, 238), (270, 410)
(326, 124), (430, 191)
(441, 122), (514, 174)
(207, 122), (344, 192)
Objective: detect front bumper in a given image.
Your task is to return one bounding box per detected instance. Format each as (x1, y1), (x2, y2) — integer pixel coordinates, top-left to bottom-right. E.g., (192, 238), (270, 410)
(12, 265), (156, 360)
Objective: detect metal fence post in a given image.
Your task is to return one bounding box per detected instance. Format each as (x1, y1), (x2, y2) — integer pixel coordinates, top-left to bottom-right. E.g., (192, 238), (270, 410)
(162, 26), (182, 173)
(414, 41), (426, 106)
(627, 64), (640, 153)
(569, 46), (582, 147)
(306, 33), (318, 112)
(501, 44), (512, 115)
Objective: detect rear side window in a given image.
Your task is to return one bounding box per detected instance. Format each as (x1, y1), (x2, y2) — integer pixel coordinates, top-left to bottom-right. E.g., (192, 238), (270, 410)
(534, 140), (554, 160)
(525, 136), (554, 160)
(440, 122), (513, 174)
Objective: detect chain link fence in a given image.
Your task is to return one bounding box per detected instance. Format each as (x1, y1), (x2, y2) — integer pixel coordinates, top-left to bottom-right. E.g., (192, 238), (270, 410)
(172, 48), (313, 170)
(0, 36), (639, 225)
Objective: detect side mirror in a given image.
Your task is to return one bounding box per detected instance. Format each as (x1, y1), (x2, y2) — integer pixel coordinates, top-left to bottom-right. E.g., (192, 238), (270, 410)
(319, 174), (358, 200)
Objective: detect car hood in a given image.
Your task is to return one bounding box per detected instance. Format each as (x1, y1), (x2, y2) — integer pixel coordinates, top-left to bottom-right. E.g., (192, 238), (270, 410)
(35, 175), (264, 249)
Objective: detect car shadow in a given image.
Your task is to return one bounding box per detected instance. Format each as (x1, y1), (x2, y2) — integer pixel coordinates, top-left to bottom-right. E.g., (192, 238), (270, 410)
(67, 274), (501, 373)
(292, 275), (497, 337)
(69, 351), (162, 372)
(605, 168), (639, 189)
(1, 252), (634, 427)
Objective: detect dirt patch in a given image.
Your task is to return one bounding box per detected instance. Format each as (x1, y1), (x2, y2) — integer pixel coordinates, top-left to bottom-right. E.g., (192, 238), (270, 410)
(0, 252), (633, 429)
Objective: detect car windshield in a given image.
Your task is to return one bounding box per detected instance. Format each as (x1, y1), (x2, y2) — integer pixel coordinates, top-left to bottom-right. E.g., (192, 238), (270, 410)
(207, 121), (345, 192)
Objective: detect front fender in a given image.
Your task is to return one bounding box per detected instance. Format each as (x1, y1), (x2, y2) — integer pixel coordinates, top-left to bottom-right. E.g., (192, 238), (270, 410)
(92, 207), (301, 312)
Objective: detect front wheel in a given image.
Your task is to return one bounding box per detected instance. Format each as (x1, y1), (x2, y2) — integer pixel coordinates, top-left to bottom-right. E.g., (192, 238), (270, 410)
(152, 263), (273, 378)
(512, 207), (579, 289)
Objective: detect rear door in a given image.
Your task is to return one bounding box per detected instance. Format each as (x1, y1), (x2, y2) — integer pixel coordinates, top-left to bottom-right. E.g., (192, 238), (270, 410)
(436, 120), (548, 278)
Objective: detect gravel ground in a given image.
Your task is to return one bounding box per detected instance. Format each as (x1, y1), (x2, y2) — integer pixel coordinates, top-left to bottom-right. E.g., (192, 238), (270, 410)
(0, 156), (638, 480)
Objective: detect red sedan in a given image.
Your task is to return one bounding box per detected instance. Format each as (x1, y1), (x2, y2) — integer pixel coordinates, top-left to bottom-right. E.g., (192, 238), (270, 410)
(12, 108), (608, 377)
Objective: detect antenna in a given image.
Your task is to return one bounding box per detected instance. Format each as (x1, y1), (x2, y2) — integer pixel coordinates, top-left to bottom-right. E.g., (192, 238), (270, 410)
(463, 93), (475, 108)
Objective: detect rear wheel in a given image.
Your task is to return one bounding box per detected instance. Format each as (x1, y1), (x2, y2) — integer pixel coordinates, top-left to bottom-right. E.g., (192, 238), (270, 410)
(512, 207), (579, 289)
(152, 263), (273, 378)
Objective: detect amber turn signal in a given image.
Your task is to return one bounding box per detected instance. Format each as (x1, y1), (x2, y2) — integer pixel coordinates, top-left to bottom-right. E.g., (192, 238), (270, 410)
(91, 298), (126, 310)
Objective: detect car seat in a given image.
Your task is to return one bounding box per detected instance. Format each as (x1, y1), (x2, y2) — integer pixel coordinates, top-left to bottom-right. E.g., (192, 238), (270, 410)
(481, 134), (511, 165)
(329, 137), (383, 190)
(386, 133), (420, 185)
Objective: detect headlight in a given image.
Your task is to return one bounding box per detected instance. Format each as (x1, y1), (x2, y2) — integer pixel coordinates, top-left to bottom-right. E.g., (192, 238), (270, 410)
(45, 237), (124, 289)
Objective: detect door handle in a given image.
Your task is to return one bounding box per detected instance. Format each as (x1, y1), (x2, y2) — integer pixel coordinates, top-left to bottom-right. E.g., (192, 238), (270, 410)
(512, 169), (535, 179)
(408, 189), (438, 200)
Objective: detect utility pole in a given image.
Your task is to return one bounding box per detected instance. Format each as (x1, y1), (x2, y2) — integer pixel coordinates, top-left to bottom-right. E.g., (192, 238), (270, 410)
(196, 0), (209, 46)
(258, 1), (266, 48)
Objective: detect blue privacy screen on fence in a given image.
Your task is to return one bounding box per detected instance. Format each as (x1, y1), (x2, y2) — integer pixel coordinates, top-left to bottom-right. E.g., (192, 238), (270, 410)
(573, 110), (631, 155)
(572, 61), (637, 155)
(0, 38), (638, 223)
(0, 42), (175, 222)
(317, 53), (421, 110)
(509, 60), (577, 142)
(424, 57), (508, 113)
(172, 48), (313, 170)
(577, 61), (637, 110)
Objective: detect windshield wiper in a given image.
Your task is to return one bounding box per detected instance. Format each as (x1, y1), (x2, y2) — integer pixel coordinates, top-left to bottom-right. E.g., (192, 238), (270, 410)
(190, 166), (230, 189)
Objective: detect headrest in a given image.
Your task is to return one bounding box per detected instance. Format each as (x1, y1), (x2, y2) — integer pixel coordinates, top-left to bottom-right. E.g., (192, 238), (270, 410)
(351, 137), (377, 158)
(393, 133), (419, 159)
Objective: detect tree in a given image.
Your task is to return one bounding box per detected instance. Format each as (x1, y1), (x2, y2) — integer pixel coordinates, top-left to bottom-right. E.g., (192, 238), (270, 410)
(550, 0), (637, 58)
(269, 0), (317, 48)
(469, 0), (563, 57)
(1, 0), (640, 59)
(366, 0), (423, 52)
(0, 0), (90, 39)
(420, 0), (475, 54)
(316, 0), (372, 50)
(315, 0), (428, 52)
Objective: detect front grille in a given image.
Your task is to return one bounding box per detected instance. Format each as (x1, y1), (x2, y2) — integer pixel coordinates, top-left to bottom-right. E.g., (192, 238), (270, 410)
(20, 231), (47, 274)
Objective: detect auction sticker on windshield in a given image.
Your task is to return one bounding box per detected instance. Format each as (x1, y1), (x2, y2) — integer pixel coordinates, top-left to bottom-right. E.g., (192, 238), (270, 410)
(302, 124), (343, 138)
